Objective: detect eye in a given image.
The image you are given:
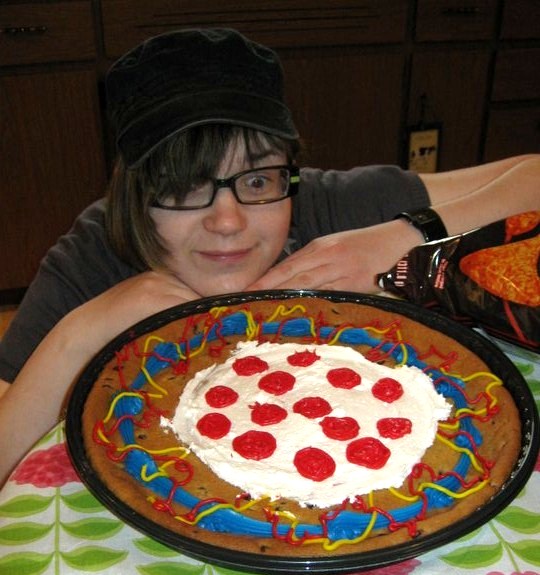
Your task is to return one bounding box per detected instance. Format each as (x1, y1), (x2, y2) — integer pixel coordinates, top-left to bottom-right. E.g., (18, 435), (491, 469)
(238, 170), (277, 195)
(154, 181), (178, 207)
(155, 177), (212, 208)
(245, 174), (270, 190)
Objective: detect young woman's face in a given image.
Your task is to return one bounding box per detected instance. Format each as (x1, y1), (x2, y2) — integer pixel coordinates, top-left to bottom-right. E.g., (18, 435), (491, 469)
(150, 141), (292, 297)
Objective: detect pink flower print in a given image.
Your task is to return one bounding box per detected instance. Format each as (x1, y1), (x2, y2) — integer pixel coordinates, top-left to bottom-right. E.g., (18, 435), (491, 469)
(11, 442), (81, 487)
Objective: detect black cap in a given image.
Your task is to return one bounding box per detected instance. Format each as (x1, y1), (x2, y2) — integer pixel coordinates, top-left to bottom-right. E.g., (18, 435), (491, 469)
(106, 28), (299, 168)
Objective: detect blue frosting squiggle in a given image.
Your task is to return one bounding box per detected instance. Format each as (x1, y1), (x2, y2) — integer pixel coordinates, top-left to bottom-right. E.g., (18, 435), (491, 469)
(110, 310), (485, 543)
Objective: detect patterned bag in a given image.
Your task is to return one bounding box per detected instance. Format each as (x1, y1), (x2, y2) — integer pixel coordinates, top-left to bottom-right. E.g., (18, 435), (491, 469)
(378, 211), (540, 351)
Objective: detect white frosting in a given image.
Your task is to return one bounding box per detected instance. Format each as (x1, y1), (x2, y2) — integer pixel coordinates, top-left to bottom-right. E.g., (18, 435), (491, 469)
(163, 341), (451, 508)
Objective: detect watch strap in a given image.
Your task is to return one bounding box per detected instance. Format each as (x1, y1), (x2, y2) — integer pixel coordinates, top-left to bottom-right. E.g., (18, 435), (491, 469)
(394, 207), (448, 243)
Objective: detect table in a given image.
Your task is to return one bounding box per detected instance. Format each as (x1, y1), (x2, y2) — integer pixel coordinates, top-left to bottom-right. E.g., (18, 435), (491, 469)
(1, 341), (539, 575)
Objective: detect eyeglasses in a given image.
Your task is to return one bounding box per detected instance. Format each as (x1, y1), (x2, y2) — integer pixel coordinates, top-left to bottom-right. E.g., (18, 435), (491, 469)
(151, 165), (300, 210)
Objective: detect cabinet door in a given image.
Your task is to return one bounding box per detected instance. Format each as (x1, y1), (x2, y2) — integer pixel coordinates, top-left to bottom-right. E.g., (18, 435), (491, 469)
(101, 0), (407, 58)
(408, 50), (490, 170)
(484, 107), (540, 161)
(0, 1), (95, 66)
(415, 0), (498, 42)
(0, 69), (106, 291)
(500, 0), (540, 40)
(492, 48), (540, 103)
(281, 47), (404, 169)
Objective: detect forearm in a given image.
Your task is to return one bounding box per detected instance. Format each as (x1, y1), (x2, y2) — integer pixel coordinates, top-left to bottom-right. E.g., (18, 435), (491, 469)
(420, 154), (539, 206)
(0, 314), (93, 487)
(427, 156), (540, 236)
(0, 271), (202, 487)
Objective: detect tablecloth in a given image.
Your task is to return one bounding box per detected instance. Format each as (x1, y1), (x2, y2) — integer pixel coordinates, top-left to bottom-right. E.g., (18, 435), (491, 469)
(1, 343), (539, 575)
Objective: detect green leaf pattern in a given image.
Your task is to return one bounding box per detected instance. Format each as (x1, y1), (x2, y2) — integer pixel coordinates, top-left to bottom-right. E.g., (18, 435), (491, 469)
(0, 425), (246, 575)
(0, 353), (538, 574)
(433, 356), (540, 574)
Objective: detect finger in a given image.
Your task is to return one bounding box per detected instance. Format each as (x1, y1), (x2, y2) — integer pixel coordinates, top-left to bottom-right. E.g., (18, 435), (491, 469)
(249, 263), (332, 291)
(269, 272), (358, 292)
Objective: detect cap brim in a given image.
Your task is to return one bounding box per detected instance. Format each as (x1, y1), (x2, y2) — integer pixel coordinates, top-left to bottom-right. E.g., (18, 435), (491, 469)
(117, 90), (299, 168)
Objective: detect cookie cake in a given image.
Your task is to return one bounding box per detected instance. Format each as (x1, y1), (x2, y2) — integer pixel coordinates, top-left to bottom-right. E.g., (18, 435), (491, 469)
(67, 291), (533, 573)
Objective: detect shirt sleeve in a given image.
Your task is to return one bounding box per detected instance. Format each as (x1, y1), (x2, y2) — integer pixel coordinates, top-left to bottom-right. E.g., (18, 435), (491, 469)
(0, 200), (137, 383)
(292, 165), (429, 248)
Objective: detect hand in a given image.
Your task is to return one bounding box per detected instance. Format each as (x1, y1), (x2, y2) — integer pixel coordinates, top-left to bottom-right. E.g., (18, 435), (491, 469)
(247, 220), (423, 294)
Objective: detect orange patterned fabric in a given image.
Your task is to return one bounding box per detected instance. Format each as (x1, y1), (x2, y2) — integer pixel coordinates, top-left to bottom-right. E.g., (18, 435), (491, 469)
(459, 236), (540, 307)
(505, 211), (540, 240)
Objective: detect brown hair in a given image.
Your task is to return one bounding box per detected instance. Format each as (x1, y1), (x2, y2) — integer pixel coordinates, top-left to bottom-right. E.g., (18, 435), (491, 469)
(106, 125), (300, 271)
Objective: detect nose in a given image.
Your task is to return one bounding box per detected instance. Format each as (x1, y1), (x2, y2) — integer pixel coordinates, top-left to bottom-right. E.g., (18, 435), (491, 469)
(202, 187), (248, 235)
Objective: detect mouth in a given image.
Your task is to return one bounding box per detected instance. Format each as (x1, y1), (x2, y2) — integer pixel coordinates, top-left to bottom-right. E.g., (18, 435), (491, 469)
(197, 248), (252, 264)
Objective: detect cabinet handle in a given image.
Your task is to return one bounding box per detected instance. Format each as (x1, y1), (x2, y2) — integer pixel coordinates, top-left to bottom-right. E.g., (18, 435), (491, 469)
(442, 7), (482, 16)
(1, 26), (48, 35)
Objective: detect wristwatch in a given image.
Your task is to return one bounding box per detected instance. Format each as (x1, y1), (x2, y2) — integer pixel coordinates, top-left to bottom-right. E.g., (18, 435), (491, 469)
(394, 207), (448, 243)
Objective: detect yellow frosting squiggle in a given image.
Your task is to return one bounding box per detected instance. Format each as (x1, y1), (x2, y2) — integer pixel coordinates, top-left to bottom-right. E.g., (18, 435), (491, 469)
(103, 392), (144, 424)
(435, 433), (486, 474)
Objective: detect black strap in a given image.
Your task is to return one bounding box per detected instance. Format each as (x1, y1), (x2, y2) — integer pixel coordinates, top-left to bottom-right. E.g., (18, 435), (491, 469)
(394, 207), (448, 242)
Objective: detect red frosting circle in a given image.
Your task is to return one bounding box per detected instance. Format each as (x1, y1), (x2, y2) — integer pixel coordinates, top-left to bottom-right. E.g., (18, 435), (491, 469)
(250, 402), (288, 426)
(346, 437), (391, 469)
(287, 349), (320, 367)
(326, 367), (362, 389)
(320, 416), (360, 440)
(233, 430), (277, 460)
(377, 417), (412, 439)
(233, 356), (269, 376)
(293, 396), (332, 419)
(372, 377), (404, 403)
(205, 385), (239, 408)
(258, 371), (296, 395)
(294, 447), (336, 481)
(196, 413), (231, 439)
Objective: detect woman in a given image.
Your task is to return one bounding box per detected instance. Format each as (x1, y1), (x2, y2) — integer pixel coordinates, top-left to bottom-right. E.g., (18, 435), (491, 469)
(0, 28), (538, 486)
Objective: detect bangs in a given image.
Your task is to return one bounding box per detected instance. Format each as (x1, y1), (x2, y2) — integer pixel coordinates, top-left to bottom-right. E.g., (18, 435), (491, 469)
(145, 125), (299, 204)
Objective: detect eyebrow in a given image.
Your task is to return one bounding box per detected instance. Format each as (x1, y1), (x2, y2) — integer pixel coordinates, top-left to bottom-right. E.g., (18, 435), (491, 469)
(244, 150), (283, 166)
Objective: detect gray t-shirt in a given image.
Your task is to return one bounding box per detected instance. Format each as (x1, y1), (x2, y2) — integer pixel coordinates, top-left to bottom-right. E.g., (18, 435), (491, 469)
(0, 165), (428, 382)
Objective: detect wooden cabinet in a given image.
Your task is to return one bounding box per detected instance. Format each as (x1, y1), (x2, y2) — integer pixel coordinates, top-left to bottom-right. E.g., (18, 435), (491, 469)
(499, 0), (540, 40)
(491, 48), (540, 102)
(409, 0), (495, 170)
(100, 0), (408, 57)
(409, 0), (540, 168)
(484, 0), (540, 162)
(0, 1), (96, 65)
(415, 0), (498, 42)
(485, 106), (540, 160)
(408, 49), (490, 171)
(281, 48), (404, 169)
(0, 2), (106, 296)
(484, 52), (540, 162)
(100, 0), (408, 170)
(0, 0), (538, 300)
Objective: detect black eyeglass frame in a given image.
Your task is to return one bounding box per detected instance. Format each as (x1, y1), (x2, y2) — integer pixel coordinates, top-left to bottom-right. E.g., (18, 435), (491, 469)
(151, 164), (300, 210)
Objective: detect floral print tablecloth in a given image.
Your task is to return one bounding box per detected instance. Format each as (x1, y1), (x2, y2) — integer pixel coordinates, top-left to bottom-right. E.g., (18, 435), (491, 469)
(1, 344), (539, 575)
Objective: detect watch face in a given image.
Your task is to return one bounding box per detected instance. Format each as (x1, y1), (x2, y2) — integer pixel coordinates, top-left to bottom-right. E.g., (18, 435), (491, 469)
(415, 210), (435, 224)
